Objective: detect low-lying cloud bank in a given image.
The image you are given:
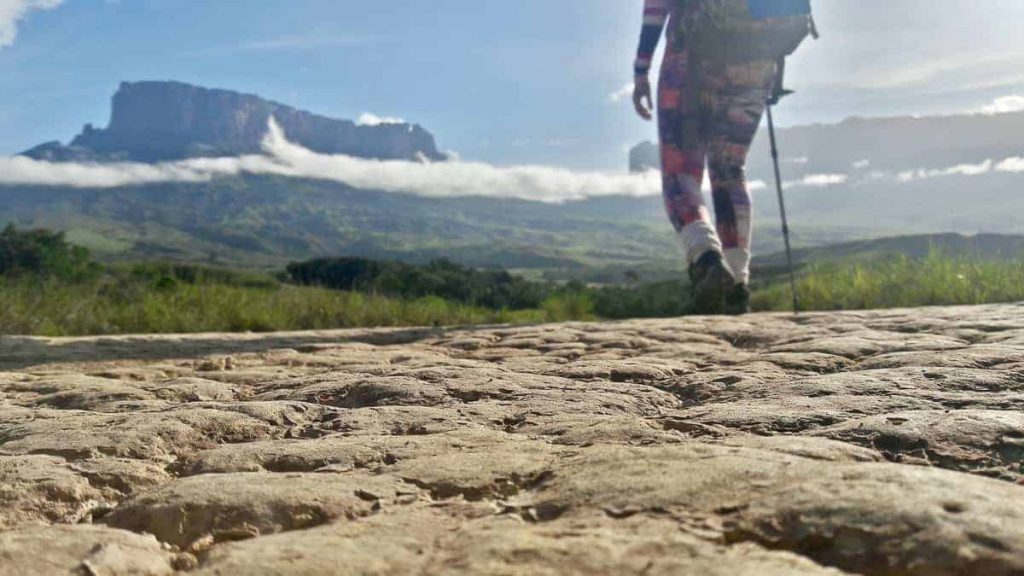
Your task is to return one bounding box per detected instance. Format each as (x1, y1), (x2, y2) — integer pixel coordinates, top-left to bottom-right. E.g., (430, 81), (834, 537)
(898, 157), (1024, 182)
(0, 120), (662, 203)
(3, 120), (1023, 202)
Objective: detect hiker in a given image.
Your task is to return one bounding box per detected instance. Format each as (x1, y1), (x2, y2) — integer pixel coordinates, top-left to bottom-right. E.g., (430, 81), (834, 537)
(632, 0), (813, 315)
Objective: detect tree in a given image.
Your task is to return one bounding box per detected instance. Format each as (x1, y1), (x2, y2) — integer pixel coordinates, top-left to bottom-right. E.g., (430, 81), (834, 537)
(0, 225), (100, 280)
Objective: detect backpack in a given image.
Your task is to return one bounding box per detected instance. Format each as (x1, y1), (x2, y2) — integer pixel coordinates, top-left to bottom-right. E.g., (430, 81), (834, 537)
(679, 0), (816, 64)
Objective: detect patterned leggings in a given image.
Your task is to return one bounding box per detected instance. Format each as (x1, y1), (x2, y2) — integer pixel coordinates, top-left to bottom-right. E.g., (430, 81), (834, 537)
(657, 48), (775, 284)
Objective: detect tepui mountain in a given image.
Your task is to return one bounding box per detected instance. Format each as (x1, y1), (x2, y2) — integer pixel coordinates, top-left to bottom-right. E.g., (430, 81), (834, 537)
(23, 80), (447, 163)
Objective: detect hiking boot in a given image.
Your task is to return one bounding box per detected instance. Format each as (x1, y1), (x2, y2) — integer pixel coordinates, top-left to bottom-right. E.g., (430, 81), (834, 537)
(688, 251), (735, 315)
(725, 283), (752, 316)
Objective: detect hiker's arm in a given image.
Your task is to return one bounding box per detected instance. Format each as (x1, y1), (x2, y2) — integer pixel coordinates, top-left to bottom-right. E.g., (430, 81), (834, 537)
(633, 0), (669, 120)
(634, 0), (669, 77)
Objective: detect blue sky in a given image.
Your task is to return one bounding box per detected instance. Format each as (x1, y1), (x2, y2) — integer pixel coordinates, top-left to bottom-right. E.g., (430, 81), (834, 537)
(4, 0), (1024, 169)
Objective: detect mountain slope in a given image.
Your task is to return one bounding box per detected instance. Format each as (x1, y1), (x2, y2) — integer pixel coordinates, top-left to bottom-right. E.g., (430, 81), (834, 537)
(1, 175), (874, 280)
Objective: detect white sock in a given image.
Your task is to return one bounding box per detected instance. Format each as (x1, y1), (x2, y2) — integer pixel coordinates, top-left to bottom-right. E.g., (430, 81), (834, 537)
(678, 221), (723, 265)
(724, 247), (751, 285)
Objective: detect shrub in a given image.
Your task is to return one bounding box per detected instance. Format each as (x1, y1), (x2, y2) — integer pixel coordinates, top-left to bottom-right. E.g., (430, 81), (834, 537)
(286, 257), (549, 310)
(0, 225), (100, 281)
(125, 262), (279, 289)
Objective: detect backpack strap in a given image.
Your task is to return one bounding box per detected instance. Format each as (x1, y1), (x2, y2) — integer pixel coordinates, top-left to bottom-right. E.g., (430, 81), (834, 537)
(770, 9), (820, 104)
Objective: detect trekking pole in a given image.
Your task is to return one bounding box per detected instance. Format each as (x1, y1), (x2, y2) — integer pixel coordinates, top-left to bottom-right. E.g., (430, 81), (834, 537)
(765, 104), (800, 315)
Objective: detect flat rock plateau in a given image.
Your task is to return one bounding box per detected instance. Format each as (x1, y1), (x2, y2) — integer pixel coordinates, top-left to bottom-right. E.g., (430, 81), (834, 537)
(2, 304), (1024, 575)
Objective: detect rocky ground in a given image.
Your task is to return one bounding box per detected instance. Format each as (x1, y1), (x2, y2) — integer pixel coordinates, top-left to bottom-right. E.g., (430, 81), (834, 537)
(1, 304), (1023, 575)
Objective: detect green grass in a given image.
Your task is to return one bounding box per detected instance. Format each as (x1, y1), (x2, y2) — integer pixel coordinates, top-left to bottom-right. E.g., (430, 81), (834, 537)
(753, 252), (1024, 312)
(4, 252), (1023, 337)
(63, 228), (135, 254)
(0, 276), (593, 337)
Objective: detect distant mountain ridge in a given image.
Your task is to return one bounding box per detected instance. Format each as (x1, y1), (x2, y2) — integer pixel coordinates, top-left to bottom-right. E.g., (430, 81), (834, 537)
(629, 109), (1024, 176)
(750, 112), (1024, 177)
(755, 233), (1024, 270)
(23, 81), (447, 163)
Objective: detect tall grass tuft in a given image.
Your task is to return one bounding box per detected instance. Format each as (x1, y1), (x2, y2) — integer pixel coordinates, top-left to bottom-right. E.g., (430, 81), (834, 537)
(541, 291), (596, 323)
(753, 251), (1024, 312)
(0, 277), (544, 337)
(4, 250), (1024, 336)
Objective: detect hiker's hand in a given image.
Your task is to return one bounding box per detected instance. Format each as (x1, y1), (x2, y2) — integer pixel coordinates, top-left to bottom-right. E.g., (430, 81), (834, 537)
(633, 76), (653, 121)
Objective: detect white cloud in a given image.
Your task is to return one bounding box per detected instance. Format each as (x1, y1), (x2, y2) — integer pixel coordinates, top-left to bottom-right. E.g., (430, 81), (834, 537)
(0, 154), (263, 187)
(995, 157), (1024, 173)
(845, 52), (1013, 92)
(13, 119), (1021, 204)
(0, 119), (662, 203)
(789, 173), (848, 188)
(237, 34), (365, 52)
(356, 113), (406, 127)
(608, 83), (634, 104)
(978, 95), (1024, 115)
(852, 159), (871, 169)
(0, 0), (63, 47)
(185, 33), (370, 57)
(898, 160), (993, 182)
(903, 157), (1024, 180)
(856, 156), (1024, 184)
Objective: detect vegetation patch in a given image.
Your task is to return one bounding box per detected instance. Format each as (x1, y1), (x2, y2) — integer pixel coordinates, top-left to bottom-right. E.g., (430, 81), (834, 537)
(1, 226), (1022, 336)
(754, 252), (1024, 312)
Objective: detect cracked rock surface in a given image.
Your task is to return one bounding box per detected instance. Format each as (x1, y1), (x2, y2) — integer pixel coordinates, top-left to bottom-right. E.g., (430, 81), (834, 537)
(1, 303), (1023, 575)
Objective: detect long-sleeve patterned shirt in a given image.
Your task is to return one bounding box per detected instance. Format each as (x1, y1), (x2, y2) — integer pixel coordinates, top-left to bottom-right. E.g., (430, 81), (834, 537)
(634, 0), (672, 77)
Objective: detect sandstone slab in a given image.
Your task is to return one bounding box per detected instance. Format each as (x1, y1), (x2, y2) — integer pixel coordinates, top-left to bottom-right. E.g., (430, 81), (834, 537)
(2, 303), (1023, 574)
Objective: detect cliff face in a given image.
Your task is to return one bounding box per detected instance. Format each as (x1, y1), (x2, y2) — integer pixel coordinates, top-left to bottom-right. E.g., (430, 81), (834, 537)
(23, 81), (446, 162)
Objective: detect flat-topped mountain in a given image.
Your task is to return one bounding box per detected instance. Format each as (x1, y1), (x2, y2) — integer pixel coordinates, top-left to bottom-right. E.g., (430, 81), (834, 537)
(23, 81), (447, 163)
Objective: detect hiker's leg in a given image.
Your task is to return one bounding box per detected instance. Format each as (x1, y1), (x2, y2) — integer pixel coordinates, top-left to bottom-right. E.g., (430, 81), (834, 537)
(705, 65), (774, 284)
(658, 49), (721, 264)
(707, 136), (757, 285)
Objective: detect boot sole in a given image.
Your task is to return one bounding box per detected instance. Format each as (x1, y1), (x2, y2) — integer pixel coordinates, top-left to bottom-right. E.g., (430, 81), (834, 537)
(725, 286), (752, 316)
(725, 303), (752, 316)
(692, 266), (734, 315)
